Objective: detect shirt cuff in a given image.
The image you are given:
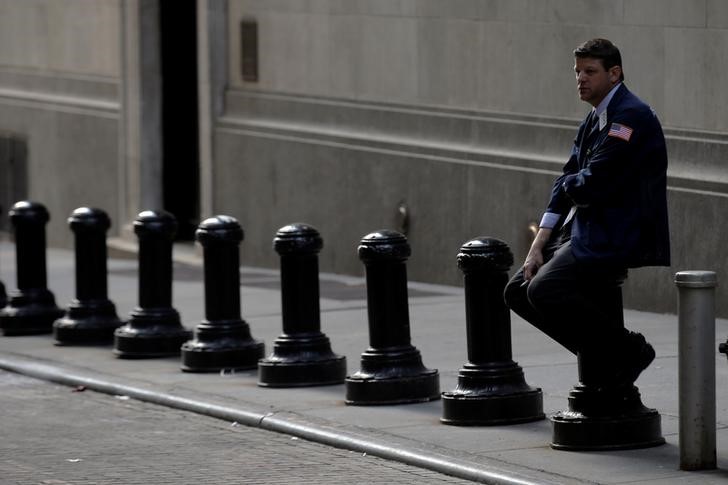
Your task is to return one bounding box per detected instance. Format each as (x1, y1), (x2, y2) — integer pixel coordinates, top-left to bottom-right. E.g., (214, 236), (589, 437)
(539, 212), (561, 229)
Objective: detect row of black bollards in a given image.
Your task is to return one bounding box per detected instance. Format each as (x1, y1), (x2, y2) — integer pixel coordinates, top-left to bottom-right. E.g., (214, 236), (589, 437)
(258, 224), (346, 387)
(0, 202), (63, 335)
(441, 238), (543, 425)
(0, 235), (5, 307)
(0, 200), (662, 451)
(114, 210), (189, 357)
(54, 208), (122, 344)
(180, 215), (264, 372)
(346, 230), (439, 404)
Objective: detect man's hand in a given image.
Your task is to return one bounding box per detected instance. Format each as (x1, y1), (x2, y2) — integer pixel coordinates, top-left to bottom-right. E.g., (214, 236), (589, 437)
(523, 228), (552, 281)
(523, 249), (543, 281)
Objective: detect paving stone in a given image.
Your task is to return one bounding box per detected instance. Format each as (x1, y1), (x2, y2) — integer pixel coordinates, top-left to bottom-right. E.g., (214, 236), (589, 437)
(0, 371), (473, 484)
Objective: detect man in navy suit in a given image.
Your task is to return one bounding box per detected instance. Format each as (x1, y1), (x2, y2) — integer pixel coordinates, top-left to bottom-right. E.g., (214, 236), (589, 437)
(504, 38), (670, 387)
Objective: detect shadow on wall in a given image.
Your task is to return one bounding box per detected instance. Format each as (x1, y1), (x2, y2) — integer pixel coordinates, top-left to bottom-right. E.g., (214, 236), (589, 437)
(0, 134), (27, 231)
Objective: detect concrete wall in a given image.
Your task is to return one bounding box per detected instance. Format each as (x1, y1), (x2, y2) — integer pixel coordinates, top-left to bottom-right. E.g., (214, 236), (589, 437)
(1, 0), (726, 317)
(0, 0), (122, 246)
(217, 0), (728, 316)
(227, 0), (728, 130)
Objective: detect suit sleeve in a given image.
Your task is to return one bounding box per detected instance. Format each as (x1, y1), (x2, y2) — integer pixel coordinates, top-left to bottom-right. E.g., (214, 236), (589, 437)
(545, 121), (586, 216)
(546, 146), (579, 215)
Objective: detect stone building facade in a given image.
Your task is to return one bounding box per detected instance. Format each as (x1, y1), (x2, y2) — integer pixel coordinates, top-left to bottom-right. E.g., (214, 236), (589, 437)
(1, 0), (727, 315)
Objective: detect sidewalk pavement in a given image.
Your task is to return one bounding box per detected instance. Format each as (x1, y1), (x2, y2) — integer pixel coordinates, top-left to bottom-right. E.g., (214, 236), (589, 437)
(1, 240), (728, 484)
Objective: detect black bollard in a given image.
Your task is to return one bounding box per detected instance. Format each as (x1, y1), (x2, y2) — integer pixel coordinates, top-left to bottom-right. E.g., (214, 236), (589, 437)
(551, 284), (664, 450)
(114, 211), (191, 357)
(441, 238), (544, 425)
(258, 223), (346, 387)
(0, 216), (6, 308)
(53, 208), (122, 344)
(345, 230), (439, 405)
(0, 201), (63, 335)
(0, 204), (5, 308)
(0, 264), (6, 309)
(181, 215), (264, 372)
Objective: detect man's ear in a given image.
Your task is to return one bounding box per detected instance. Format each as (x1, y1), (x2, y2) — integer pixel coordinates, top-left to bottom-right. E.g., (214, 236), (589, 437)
(609, 65), (622, 83)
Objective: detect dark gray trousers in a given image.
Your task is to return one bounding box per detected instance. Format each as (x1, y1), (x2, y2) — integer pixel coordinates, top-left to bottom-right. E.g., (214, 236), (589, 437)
(504, 240), (628, 357)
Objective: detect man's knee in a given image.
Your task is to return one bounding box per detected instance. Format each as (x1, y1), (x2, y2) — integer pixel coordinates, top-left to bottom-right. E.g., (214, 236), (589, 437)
(505, 272), (555, 314)
(503, 275), (525, 310)
(525, 274), (555, 312)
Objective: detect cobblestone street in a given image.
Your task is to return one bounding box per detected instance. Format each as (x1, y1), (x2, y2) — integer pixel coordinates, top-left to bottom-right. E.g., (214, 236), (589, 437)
(0, 370), (473, 484)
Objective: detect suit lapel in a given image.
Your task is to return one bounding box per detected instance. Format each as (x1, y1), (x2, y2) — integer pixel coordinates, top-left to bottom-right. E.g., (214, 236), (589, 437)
(578, 111), (596, 167)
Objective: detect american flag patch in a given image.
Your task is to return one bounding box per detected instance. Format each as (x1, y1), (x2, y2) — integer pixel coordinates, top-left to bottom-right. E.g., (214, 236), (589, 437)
(608, 123), (633, 141)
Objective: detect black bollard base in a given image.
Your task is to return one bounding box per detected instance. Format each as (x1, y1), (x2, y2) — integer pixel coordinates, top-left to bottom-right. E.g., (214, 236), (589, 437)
(258, 357), (346, 387)
(258, 333), (346, 387)
(441, 391), (544, 426)
(0, 290), (64, 336)
(346, 346), (440, 405)
(441, 362), (545, 426)
(53, 300), (123, 345)
(113, 308), (191, 358)
(180, 320), (264, 372)
(551, 384), (665, 451)
(440, 389), (546, 426)
(181, 342), (265, 372)
(551, 410), (664, 451)
(345, 370), (440, 405)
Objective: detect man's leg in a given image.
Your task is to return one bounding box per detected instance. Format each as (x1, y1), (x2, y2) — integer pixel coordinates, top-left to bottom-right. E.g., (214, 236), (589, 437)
(506, 243), (630, 373)
(508, 242), (653, 386)
(524, 243), (628, 352)
(504, 243), (582, 355)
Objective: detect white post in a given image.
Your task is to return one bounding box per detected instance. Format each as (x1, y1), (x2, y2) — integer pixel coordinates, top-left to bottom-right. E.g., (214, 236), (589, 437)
(675, 270), (717, 471)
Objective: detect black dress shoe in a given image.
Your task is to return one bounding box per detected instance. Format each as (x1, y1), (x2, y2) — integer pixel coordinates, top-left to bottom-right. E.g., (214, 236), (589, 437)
(614, 332), (655, 386)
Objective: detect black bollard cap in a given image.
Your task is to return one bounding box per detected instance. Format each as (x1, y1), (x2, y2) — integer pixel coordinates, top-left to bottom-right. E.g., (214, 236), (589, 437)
(9, 201), (49, 226)
(134, 210), (178, 239)
(273, 223), (323, 255)
(68, 207), (111, 233)
(196, 215), (244, 245)
(457, 237), (514, 273)
(358, 230), (411, 263)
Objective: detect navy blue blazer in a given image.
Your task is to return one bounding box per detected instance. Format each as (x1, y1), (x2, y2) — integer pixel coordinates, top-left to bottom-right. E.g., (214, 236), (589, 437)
(546, 84), (670, 267)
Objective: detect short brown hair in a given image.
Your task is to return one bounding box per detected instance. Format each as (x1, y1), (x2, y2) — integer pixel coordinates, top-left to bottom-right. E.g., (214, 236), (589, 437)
(574, 38), (624, 82)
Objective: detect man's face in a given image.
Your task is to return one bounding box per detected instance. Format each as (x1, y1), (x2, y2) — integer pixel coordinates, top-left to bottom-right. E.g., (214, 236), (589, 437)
(574, 57), (621, 107)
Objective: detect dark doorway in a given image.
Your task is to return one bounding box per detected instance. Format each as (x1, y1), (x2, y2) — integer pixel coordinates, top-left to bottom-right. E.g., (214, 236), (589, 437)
(160, 0), (199, 240)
